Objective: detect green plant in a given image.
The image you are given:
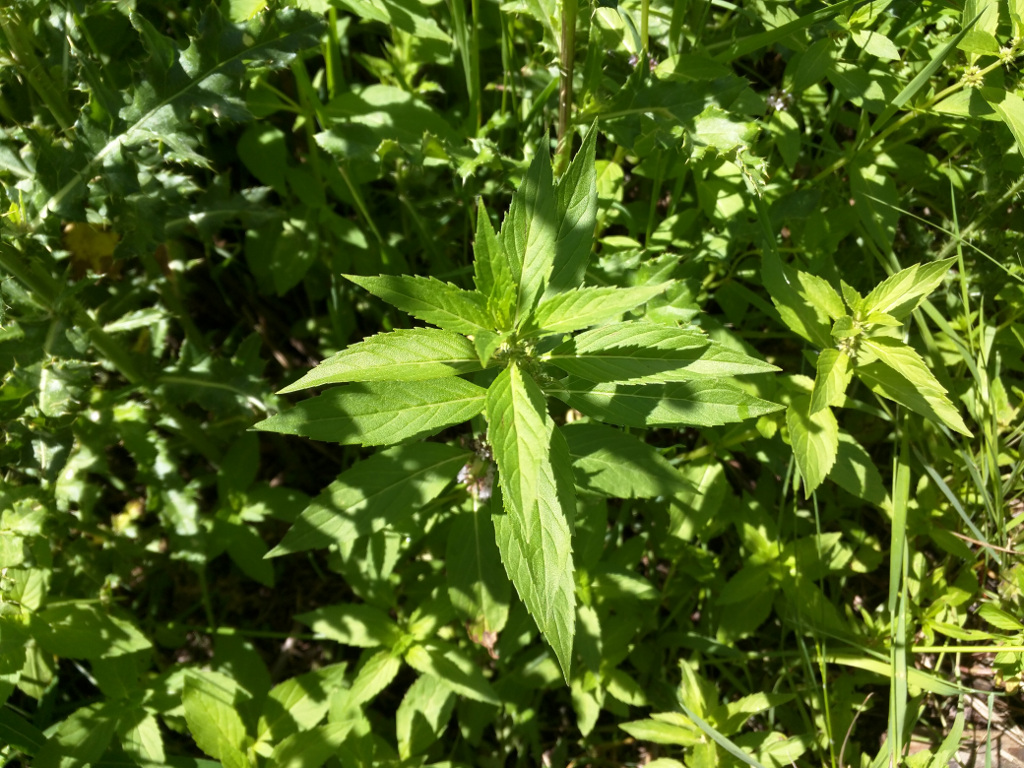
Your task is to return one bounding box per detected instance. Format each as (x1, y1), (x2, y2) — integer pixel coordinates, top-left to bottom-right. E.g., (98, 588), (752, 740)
(256, 130), (782, 678)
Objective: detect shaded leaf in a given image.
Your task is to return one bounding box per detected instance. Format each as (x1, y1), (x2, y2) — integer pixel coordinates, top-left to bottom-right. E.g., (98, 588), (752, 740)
(447, 502), (511, 635)
(547, 127), (598, 293)
(786, 396), (839, 497)
(526, 285), (668, 336)
(269, 443), (470, 556)
(555, 378), (784, 428)
(562, 422), (689, 498)
(254, 379), (486, 445)
(499, 151), (557, 324)
(809, 348), (852, 413)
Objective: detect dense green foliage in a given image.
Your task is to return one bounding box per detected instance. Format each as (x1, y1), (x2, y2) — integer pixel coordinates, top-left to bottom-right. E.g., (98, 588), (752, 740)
(1, 1), (1022, 767)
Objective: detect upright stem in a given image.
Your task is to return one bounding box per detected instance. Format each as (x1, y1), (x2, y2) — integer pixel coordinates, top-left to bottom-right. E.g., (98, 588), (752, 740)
(555, 0), (578, 174)
(641, 0), (650, 51)
(470, 0), (482, 133)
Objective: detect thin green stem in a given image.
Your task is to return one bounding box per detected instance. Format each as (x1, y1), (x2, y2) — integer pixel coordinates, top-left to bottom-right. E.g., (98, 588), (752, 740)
(555, 0), (578, 174)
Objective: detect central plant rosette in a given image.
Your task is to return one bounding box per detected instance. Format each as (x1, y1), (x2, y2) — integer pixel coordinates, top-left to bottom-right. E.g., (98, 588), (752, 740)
(256, 128), (782, 679)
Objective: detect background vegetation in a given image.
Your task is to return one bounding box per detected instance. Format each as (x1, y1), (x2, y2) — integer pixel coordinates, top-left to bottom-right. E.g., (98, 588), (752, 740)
(1, 0), (1022, 766)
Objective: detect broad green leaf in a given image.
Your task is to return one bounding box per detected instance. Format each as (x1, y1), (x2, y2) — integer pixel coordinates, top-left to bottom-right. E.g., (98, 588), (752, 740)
(254, 379), (486, 445)
(345, 649), (403, 708)
(809, 349), (852, 414)
(0, 708), (46, 757)
(297, 603), (403, 648)
(860, 258), (955, 321)
(852, 30), (900, 60)
(964, 0), (999, 37)
(268, 721), (361, 768)
(977, 603), (1024, 631)
(267, 443), (471, 556)
(396, 675), (456, 759)
(279, 329), (483, 392)
(831, 316), (858, 340)
(858, 337), (972, 436)
(786, 396), (839, 497)
(562, 422), (689, 498)
(256, 664), (348, 745)
(33, 703), (119, 768)
(840, 280), (864, 314)
(620, 718), (702, 747)
(849, 163), (899, 252)
(796, 272), (845, 320)
(30, 604), (151, 659)
(525, 284), (668, 336)
(829, 431), (887, 506)
(404, 642), (500, 704)
(555, 378), (784, 428)
(499, 151), (557, 324)
(570, 680), (601, 737)
(547, 127), (598, 293)
(473, 330), (506, 367)
(547, 322), (778, 383)
(332, 0), (452, 41)
(345, 274), (493, 335)
(473, 202), (515, 328)
(761, 251), (834, 348)
(446, 503), (510, 635)
(486, 364), (576, 679)
(691, 105), (759, 158)
(183, 670), (250, 761)
(118, 712), (165, 764)
(1013, 0), (1024, 35)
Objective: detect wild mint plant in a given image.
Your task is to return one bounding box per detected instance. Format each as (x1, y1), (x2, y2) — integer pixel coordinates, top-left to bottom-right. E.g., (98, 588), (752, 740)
(764, 248), (973, 497)
(256, 131), (782, 678)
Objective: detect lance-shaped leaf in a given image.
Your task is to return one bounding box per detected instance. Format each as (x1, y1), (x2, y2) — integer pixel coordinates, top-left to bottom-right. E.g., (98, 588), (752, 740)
(255, 379), (486, 445)
(524, 285), (669, 337)
(761, 251), (835, 348)
(345, 274), (493, 335)
(473, 202), (515, 329)
(809, 348), (852, 414)
(860, 257), (956, 321)
(447, 499), (510, 635)
(268, 443), (471, 556)
(499, 151), (557, 324)
(554, 377), (784, 428)
(787, 396), (839, 498)
(279, 329), (483, 393)
(562, 422), (690, 498)
(547, 322), (779, 383)
(857, 337), (972, 436)
(547, 127), (598, 293)
(486, 364), (576, 679)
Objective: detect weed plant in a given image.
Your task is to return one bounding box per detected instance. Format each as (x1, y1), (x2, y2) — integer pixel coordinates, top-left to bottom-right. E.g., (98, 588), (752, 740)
(0, 1), (1022, 767)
